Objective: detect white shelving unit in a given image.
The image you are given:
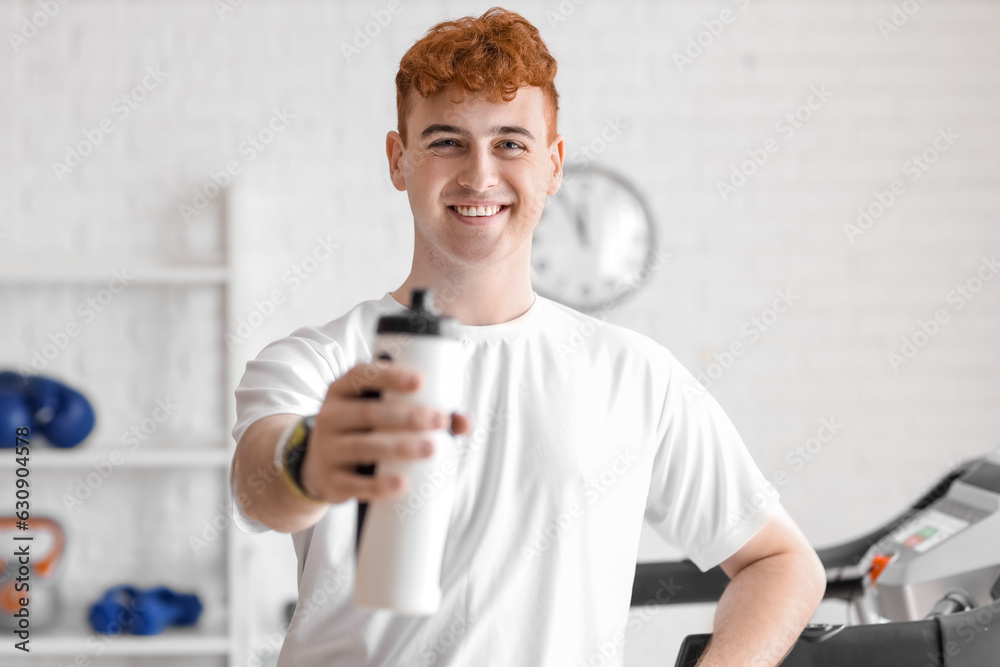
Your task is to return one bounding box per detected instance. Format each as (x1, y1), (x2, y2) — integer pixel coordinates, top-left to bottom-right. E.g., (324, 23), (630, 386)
(0, 602), (230, 657)
(0, 447), (230, 469)
(1, 200), (249, 665)
(0, 263), (229, 285)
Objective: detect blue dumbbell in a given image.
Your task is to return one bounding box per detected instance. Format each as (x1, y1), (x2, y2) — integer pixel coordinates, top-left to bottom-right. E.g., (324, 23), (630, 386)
(88, 585), (203, 636)
(88, 585), (141, 635)
(131, 586), (203, 635)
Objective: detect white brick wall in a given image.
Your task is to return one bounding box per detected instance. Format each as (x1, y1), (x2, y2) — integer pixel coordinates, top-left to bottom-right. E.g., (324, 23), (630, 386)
(3, 0), (999, 664)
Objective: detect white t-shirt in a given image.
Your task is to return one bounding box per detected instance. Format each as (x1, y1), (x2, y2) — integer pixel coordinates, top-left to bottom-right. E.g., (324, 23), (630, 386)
(229, 290), (781, 667)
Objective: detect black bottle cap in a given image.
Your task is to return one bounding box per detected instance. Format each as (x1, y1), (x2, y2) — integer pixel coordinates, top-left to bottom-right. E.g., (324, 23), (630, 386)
(377, 288), (456, 337)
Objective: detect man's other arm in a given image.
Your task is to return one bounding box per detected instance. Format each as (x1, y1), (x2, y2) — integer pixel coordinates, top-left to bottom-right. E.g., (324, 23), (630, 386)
(695, 505), (826, 667)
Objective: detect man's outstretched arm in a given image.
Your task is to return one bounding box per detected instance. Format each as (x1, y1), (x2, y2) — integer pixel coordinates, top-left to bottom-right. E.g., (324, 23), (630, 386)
(695, 505), (826, 667)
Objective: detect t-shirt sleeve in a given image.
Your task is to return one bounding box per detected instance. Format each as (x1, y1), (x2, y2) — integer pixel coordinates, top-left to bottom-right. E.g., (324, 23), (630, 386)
(644, 349), (781, 572)
(229, 328), (343, 535)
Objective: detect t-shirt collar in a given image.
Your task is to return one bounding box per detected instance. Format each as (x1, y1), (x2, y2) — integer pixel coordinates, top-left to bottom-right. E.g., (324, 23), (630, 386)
(380, 291), (541, 342)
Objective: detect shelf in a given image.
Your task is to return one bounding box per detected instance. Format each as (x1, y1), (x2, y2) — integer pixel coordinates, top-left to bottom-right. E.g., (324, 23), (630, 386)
(0, 632), (231, 656)
(0, 606), (230, 656)
(0, 261), (228, 285)
(0, 447), (231, 469)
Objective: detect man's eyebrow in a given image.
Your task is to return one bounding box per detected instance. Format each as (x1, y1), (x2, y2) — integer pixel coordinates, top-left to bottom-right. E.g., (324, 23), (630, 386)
(420, 124), (466, 139)
(420, 124), (536, 141)
(491, 125), (535, 141)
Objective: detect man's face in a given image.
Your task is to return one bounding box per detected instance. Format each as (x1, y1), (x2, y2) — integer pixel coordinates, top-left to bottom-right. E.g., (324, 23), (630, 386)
(386, 85), (563, 269)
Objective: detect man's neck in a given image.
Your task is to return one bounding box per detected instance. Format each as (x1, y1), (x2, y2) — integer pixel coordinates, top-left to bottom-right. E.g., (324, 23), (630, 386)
(391, 266), (535, 327)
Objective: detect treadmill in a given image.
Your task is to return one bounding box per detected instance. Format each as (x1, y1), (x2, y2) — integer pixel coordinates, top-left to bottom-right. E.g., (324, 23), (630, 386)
(628, 446), (1000, 667)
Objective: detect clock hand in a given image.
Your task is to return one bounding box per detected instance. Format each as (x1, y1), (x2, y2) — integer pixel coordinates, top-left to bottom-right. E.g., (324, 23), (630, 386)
(572, 198), (589, 247)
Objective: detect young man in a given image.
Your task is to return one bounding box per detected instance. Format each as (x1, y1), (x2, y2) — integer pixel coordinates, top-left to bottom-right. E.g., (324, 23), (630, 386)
(230, 7), (825, 666)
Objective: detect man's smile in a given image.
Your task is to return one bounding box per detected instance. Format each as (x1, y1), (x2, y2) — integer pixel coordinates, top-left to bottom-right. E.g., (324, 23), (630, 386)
(447, 203), (511, 225)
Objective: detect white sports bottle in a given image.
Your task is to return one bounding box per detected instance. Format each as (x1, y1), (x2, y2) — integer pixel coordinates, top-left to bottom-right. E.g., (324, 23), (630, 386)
(353, 288), (465, 614)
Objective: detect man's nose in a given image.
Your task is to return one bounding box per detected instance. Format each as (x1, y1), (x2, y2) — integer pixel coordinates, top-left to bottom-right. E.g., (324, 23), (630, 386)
(457, 145), (500, 192)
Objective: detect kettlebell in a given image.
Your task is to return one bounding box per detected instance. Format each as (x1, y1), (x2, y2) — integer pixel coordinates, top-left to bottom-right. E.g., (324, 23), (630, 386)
(0, 516), (66, 630)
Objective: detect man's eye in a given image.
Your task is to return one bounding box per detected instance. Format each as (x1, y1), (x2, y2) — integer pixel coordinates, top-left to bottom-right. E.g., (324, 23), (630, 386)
(431, 139), (458, 148)
(500, 141), (524, 150)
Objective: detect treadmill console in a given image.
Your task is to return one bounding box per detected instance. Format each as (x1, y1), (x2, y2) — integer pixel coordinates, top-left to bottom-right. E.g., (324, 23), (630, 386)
(862, 448), (1000, 621)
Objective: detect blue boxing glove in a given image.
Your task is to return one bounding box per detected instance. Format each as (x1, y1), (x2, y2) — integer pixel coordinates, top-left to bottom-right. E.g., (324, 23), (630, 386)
(26, 375), (96, 448)
(0, 382), (33, 448)
(0, 371), (96, 448)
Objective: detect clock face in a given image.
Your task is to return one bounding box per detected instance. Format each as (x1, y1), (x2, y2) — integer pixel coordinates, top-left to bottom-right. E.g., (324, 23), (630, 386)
(531, 166), (657, 313)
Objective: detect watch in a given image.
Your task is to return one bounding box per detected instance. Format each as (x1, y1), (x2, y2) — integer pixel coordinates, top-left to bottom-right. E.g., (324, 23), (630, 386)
(276, 415), (324, 504)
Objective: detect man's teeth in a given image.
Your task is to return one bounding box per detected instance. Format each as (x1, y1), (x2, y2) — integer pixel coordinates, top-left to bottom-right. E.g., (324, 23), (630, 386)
(454, 204), (504, 217)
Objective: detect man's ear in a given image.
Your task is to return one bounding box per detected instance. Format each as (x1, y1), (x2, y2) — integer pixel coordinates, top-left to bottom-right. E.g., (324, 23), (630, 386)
(547, 133), (565, 196)
(385, 131), (407, 192)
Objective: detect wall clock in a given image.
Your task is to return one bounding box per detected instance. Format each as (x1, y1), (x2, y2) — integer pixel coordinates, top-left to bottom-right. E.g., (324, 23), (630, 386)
(531, 164), (659, 313)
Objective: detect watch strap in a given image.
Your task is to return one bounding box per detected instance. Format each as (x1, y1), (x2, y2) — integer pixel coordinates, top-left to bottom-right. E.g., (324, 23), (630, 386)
(276, 415), (324, 504)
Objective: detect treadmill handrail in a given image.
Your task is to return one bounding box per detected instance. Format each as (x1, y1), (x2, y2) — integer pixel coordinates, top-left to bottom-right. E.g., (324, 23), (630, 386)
(631, 459), (978, 607)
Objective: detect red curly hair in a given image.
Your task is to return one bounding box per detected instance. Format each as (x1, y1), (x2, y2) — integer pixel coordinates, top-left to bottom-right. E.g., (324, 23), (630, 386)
(395, 6), (559, 148)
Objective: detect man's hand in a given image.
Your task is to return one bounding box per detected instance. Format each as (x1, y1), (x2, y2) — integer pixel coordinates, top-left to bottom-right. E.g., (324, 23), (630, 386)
(232, 361), (473, 534)
(300, 361), (474, 504)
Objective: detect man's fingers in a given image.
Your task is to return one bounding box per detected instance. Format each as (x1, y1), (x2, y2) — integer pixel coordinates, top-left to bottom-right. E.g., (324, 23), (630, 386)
(327, 430), (435, 466)
(329, 467), (408, 501)
(328, 362), (420, 399)
(323, 396), (445, 433)
(449, 412), (474, 436)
